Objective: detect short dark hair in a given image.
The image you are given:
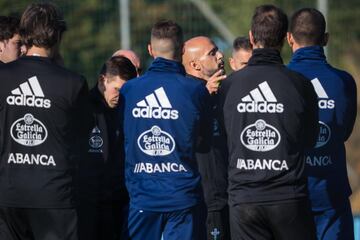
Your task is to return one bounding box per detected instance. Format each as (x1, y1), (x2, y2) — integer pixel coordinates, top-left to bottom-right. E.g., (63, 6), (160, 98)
(0, 16), (19, 41)
(20, 2), (67, 49)
(100, 56), (137, 81)
(233, 36), (252, 51)
(251, 5), (288, 48)
(289, 8), (326, 46)
(151, 19), (183, 51)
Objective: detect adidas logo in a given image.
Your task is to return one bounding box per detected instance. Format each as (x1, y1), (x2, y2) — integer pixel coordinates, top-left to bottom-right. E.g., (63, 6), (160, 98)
(311, 78), (335, 109)
(6, 76), (51, 109)
(237, 81), (284, 113)
(132, 87), (179, 120)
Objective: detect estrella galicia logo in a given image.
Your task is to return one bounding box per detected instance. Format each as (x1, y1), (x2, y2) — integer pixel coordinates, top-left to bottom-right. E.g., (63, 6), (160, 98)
(10, 113), (48, 146)
(240, 119), (281, 152)
(315, 121), (331, 148)
(137, 125), (175, 156)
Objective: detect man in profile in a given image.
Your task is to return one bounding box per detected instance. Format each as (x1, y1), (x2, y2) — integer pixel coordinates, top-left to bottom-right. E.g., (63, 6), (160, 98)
(220, 5), (318, 240)
(0, 3), (90, 240)
(0, 15), (20, 64)
(78, 56), (137, 240)
(288, 8), (357, 240)
(182, 36), (229, 240)
(120, 20), (209, 240)
(229, 36), (252, 71)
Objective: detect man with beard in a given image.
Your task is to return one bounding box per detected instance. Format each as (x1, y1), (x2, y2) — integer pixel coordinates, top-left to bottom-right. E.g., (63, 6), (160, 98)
(78, 56), (137, 240)
(182, 36), (229, 240)
(229, 36), (252, 71)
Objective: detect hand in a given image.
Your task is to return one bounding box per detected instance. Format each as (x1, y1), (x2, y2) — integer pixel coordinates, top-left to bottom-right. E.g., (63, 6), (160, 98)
(206, 69), (226, 94)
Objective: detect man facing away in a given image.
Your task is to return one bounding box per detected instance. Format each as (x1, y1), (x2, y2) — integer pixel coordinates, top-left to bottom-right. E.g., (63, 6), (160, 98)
(0, 15), (21, 64)
(182, 36), (230, 240)
(78, 56), (137, 240)
(0, 3), (91, 240)
(120, 20), (210, 240)
(287, 8), (357, 240)
(229, 36), (252, 71)
(219, 5), (319, 240)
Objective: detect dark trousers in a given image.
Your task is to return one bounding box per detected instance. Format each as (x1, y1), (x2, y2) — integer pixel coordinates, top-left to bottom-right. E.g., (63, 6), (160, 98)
(122, 204), (207, 240)
(78, 200), (126, 240)
(0, 207), (78, 240)
(229, 200), (317, 240)
(206, 206), (230, 240)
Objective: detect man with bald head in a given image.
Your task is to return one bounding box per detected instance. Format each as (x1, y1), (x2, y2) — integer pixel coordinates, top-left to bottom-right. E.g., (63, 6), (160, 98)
(183, 36), (229, 240)
(183, 36), (226, 94)
(120, 20), (209, 240)
(112, 49), (141, 76)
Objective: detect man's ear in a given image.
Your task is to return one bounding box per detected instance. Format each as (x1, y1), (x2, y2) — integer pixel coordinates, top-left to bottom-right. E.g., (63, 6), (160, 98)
(0, 41), (5, 55)
(249, 30), (255, 46)
(287, 32), (294, 47)
(323, 32), (329, 47)
(229, 57), (236, 71)
(148, 44), (154, 58)
(98, 75), (106, 93)
(190, 60), (201, 71)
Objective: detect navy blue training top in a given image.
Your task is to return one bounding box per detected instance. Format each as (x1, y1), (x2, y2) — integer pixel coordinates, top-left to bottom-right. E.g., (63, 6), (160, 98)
(120, 57), (209, 211)
(288, 46), (357, 210)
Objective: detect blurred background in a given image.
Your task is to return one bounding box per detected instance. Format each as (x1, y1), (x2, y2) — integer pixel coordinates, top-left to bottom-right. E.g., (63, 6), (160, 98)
(3, 0), (360, 216)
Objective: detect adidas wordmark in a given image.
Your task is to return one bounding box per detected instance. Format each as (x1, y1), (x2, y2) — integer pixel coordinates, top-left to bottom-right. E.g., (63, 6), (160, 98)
(6, 76), (51, 109)
(132, 87), (179, 120)
(311, 78), (335, 109)
(237, 81), (284, 113)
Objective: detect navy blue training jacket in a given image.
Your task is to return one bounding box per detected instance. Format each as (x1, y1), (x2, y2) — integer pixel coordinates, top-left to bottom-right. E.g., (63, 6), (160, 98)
(120, 57), (210, 211)
(288, 46), (357, 210)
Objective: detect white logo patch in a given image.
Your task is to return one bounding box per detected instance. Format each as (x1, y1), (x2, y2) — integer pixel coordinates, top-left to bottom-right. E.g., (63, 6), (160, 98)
(10, 113), (48, 146)
(6, 76), (51, 108)
(240, 119), (281, 152)
(237, 81), (284, 113)
(132, 87), (179, 119)
(137, 125), (175, 156)
(311, 78), (335, 109)
(315, 121), (331, 148)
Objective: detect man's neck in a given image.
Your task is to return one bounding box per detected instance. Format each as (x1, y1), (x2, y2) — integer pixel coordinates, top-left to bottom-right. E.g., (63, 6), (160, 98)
(26, 46), (52, 57)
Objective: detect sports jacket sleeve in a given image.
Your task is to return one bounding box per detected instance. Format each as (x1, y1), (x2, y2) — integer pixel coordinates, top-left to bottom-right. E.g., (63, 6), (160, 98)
(343, 73), (357, 141)
(303, 79), (319, 148)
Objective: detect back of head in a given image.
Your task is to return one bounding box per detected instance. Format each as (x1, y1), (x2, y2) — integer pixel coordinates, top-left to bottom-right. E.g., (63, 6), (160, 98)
(150, 19), (183, 60)
(289, 8), (326, 46)
(112, 49), (141, 75)
(233, 36), (252, 52)
(100, 56), (137, 81)
(251, 5), (288, 49)
(0, 15), (19, 41)
(20, 2), (67, 50)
